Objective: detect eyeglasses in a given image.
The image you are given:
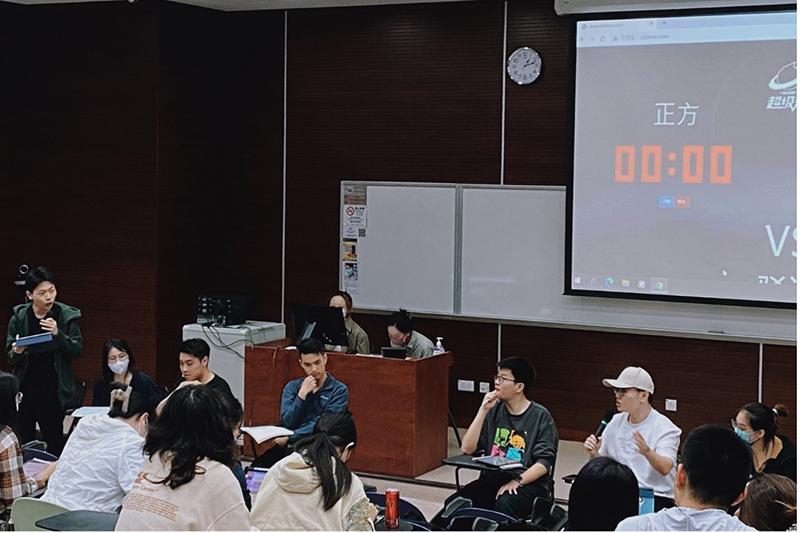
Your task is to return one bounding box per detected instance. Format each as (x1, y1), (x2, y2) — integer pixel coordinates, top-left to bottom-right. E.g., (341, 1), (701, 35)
(731, 419), (748, 432)
(613, 387), (636, 397)
(493, 375), (517, 384)
(108, 353), (129, 363)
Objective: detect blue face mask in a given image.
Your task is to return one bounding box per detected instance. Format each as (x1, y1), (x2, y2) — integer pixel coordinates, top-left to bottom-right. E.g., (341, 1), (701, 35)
(733, 426), (752, 445)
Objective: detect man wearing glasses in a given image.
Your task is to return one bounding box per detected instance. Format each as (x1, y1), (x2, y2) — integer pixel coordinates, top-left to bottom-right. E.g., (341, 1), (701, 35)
(458, 357), (558, 519)
(584, 366), (681, 511)
(5, 267), (83, 455)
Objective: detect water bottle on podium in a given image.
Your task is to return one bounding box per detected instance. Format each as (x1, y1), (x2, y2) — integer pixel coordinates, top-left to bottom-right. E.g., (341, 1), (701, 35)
(433, 337), (445, 355)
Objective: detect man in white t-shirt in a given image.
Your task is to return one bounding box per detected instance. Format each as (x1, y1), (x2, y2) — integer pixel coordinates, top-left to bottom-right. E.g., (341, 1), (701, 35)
(584, 366), (681, 510)
(616, 425), (755, 531)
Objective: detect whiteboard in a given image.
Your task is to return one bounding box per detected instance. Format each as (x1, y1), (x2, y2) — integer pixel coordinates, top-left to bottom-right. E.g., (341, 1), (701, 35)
(459, 186), (796, 341)
(342, 182), (796, 342)
(341, 184), (456, 314)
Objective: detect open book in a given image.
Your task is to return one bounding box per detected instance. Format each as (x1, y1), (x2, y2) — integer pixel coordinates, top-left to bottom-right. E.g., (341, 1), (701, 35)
(240, 425), (294, 444)
(23, 458), (53, 478)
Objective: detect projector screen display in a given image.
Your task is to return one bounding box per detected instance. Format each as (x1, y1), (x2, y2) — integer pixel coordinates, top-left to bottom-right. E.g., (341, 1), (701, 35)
(569, 10), (796, 306)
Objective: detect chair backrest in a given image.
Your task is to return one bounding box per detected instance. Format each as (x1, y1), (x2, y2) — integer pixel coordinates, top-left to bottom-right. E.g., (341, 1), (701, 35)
(365, 492), (427, 523)
(447, 507), (516, 530)
(447, 515), (500, 531)
(22, 448), (59, 463)
(10, 497), (68, 531)
(530, 497), (568, 531)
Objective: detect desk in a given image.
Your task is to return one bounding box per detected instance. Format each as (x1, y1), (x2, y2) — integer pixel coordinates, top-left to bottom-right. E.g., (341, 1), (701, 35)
(442, 454), (524, 491)
(35, 510), (118, 531)
(245, 342), (453, 478)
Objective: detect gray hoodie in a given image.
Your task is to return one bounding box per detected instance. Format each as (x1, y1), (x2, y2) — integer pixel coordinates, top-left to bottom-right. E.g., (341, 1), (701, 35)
(616, 507), (756, 531)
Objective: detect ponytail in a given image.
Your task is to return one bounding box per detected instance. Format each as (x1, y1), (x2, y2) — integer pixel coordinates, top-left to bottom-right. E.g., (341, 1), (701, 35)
(294, 411), (358, 511)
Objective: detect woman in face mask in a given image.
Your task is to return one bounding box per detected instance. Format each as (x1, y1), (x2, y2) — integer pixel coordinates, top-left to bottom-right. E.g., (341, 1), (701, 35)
(41, 382), (156, 512)
(733, 402), (796, 481)
(92, 338), (166, 408)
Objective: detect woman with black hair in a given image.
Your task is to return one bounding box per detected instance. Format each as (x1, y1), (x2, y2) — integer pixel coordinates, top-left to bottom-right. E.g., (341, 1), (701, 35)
(42, 382), (154, 512)
(733, 402), (796, 481)
(567, 457), (639, 531)
(115, 385), (250, 530)
(250, 411), (376, 531)
(92, 338), (165, 407)
(0, 372), (56, 520)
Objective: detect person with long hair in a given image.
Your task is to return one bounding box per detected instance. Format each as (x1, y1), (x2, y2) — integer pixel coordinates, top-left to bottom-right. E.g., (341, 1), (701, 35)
(42, 382), (154, 511)
(567, 457), (639, 531)
(733, 402), (796, 481)
(0, 372), (56, 520)
(250, 411), (376, 531)
(738, 473), (796, 531)
(115, 385), (250, 530)
(92, 338), (165, 407)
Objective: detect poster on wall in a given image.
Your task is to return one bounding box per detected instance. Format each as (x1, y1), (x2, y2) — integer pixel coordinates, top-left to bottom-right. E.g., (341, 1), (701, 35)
(343, 184), (368, 239)
(342, 239), (358, 261)
(343, 261), (359, 294)
(343, 205), (367, 239)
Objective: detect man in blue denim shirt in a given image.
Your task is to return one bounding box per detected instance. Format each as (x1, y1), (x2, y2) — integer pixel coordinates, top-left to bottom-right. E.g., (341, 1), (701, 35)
(253, 337), (349, 467)
(281, 337), (349, 442)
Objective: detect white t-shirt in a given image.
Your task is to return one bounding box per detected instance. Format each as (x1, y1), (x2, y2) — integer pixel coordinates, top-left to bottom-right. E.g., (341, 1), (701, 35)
(599, 409), (681, 498)
(616, 506), (755, 531)
(41, 414), (145, 512)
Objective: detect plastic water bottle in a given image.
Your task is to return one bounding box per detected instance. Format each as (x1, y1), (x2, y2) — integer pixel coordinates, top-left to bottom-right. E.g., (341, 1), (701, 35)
(433, 337), (445, 355)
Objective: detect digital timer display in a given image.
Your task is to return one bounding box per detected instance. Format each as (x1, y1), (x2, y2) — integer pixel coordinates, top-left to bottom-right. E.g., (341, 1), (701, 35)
(614, 145), (732, 184)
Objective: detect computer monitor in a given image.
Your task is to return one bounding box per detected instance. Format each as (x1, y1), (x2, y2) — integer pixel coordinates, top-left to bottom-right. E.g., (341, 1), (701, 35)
(291, 304), (348, 347)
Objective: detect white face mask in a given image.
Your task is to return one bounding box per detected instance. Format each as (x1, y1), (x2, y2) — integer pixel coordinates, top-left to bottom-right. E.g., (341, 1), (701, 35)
(108, 360), (129, 376)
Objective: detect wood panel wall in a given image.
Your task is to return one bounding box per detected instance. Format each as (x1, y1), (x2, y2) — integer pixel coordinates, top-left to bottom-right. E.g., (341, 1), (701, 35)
(0, 2), (160, 396)
(0, 0), (793, 449)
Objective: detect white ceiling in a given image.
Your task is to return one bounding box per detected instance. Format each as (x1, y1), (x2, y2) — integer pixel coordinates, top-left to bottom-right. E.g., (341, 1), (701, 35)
(0, 0), (479, 11)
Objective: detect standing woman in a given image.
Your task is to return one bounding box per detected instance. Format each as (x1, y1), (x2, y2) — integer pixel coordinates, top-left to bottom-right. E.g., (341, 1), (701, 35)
(93, 339), (165, 407)
(115, 385), (250, 530)
(0, 372), (56, 521)
(328, 291), (370, 354)
(733, 402), (796, 481)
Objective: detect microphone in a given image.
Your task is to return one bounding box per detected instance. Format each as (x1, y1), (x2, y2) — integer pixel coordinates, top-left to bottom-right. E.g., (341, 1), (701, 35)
(594, 409), (616, 438)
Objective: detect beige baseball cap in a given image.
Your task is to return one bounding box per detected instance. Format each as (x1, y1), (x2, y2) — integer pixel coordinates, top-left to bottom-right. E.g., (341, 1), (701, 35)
(602, 366), (654, 394)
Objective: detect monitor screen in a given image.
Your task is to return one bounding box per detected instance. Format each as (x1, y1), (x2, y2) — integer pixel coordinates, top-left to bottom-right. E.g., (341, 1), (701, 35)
(569, 10), (796, 307)
(291, 304), (348, 347)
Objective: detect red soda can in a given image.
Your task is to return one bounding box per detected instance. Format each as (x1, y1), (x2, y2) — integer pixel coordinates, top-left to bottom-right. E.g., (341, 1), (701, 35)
(384, 488), (400, 529)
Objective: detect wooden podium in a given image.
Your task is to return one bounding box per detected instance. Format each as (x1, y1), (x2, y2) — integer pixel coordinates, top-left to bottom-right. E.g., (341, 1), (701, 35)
(244, 340), (453, 478)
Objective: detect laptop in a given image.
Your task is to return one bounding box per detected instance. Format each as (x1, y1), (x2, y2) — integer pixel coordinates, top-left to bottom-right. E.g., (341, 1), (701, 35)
(381, 347), (407, 359)
(472, 455), (523, 469)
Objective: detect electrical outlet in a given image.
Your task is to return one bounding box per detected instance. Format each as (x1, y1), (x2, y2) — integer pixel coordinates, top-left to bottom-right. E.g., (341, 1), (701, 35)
(665, 398), (677, 412)
(457, 379), (475, 392)
(479, 382), (490, 393)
